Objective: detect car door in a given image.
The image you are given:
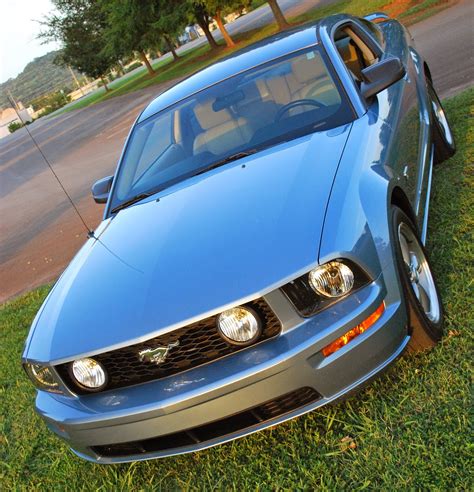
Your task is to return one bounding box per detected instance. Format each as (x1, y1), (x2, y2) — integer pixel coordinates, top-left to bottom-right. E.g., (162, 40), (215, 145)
(332, 19), (422, 216)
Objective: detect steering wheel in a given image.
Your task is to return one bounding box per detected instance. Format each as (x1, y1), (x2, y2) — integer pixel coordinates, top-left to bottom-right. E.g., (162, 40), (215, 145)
(275, 99), (326, 122)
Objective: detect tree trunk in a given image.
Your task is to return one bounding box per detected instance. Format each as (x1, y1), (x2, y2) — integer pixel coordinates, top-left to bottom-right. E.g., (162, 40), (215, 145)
(100, 76), (110, 92)
(196, 13), (219, 49)
(215, 9), (235, 48)
(138, 50), (155, 75)
(165, 35), (179, 61)
(267, 0), (289, 30)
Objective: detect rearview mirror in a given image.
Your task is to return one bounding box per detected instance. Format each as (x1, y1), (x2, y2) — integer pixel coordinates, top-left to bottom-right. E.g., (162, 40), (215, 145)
(360, 57), (406, 99)
(92, 175), (113, 204)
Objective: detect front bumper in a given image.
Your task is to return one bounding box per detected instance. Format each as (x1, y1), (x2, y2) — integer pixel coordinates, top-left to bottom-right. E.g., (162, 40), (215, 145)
(35, 267), (409, 463)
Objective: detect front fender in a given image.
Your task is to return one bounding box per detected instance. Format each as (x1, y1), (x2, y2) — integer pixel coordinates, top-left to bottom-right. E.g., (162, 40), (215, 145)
(318, 113), (403, 307)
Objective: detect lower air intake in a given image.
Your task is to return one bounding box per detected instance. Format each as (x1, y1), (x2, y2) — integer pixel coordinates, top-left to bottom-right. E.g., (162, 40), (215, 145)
(92, 387), (320, 458)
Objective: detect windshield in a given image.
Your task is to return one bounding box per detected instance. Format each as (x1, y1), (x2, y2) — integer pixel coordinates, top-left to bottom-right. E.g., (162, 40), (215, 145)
(109, 46), (353, 212)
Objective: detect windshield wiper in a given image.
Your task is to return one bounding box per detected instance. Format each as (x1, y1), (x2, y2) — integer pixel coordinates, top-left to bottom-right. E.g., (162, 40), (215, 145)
(111, 150), (259, 214)
(111, 192), (156, 214)
(192, 149), (259, 177)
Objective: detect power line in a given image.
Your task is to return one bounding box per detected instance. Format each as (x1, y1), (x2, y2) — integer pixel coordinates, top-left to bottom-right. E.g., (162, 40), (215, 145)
(7, 97), (94, 238)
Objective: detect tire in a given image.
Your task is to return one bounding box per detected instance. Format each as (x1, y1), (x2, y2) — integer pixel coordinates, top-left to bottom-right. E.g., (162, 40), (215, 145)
(391, 207), (444, 352)
(427, 79), (456, 164)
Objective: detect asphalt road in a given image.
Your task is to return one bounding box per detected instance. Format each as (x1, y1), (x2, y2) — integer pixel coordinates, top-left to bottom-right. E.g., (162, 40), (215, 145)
(0, 0), (473, 302)
(409, 0), (474, 98)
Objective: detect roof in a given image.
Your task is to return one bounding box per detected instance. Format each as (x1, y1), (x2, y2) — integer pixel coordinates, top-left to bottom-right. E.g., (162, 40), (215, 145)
(138, 22), (322, 122)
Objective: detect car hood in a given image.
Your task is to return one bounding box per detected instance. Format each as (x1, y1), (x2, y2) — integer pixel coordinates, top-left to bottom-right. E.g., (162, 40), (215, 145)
(25, 125), (351, 363)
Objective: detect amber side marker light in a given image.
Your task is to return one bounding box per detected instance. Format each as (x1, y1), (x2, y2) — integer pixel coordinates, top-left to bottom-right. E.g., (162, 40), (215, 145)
(322, 303), (385, 357)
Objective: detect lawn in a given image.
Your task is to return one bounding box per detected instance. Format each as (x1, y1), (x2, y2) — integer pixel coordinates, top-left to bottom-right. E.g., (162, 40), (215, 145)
(55, 0), (455, 116)
(1, 87), (472, 489)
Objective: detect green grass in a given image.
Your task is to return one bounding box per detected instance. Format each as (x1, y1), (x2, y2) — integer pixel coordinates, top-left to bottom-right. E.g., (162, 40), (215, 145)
(55, 0), (455, 116)
(1, 87), (472, 489)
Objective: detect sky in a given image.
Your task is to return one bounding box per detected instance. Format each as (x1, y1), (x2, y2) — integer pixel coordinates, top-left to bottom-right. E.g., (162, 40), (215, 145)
(0, 0), (60, 83)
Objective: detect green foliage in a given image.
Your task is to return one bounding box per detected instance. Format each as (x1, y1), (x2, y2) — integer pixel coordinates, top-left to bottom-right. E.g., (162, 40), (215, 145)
(124, 61), (143, 73)
(35, 90), (71, 115)
(249, 0), (266, 10)
(101, 0), (165, 61)
(151, 0), (189, 41)
(56, 0), (459, 116)
(39, 0), (117, 81)
(31, 88), (71, 111)
(185, 0), (219, 47)
(0, 51), (81, 109)
(7, 121), (24, 133)
(193, 0), (250, 16)
(0, 89), (473, 490)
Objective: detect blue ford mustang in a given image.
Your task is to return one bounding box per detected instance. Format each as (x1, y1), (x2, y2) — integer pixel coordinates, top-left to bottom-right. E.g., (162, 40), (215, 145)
(22, 13), (455, 463)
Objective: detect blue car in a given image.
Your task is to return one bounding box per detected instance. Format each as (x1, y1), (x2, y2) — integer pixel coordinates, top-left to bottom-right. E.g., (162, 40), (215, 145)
(22, 13), (455, 463)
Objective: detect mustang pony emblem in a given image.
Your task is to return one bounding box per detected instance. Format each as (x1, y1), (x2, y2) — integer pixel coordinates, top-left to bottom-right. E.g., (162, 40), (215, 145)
(138, 340), (180, 365)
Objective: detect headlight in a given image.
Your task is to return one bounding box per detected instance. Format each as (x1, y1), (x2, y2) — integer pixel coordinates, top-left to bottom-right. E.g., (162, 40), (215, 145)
(309, 261), (354, 297)
(24, 363), (62, 393)
(217, 306), (262, 345)
(72, 358), (107, 390)
(280, 259), (371, 317)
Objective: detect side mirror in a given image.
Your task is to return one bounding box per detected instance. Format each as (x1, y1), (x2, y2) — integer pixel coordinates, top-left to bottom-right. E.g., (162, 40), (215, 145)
(92, 175), (113, 204)
(360, 56), (406, 99)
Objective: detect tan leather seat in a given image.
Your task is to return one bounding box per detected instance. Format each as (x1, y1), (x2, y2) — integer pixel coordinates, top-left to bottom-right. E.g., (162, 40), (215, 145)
(256, 55), (340, 110)
(234, 82), (278, 130)
(193, 99), (252, 155)
(290, 56), (340, 105)
(336, 38), (364, 80)
(261, 76), (292, 105)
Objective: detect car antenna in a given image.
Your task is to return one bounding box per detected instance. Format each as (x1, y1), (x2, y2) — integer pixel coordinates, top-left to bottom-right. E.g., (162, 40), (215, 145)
(7, 96), (95, 239)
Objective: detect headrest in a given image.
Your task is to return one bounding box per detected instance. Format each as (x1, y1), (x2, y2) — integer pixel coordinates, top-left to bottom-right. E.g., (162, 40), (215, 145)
(292, 56), (324, 84)
(193, 99), (232, 130)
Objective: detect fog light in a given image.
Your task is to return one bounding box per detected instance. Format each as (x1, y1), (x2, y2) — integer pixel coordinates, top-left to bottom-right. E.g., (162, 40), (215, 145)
(72, 358), (107, 389)
(217, 307), (261, 345)
(322, 303), (385, 357)
(309, 261), (354, 298)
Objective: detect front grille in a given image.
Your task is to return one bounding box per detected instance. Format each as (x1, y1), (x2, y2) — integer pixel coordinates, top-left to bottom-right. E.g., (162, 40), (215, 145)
(92, 387), (320, 458)
(56, 299), (281, 394)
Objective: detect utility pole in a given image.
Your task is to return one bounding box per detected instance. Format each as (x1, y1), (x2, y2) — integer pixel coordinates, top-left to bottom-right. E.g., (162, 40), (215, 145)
(68, 66), (85, 96)
(7, 90), (20, 111)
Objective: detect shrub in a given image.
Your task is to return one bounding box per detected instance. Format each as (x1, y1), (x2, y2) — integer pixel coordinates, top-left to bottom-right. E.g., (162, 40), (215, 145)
(125, 61), (143, 73)
(8, 121), (24, 133)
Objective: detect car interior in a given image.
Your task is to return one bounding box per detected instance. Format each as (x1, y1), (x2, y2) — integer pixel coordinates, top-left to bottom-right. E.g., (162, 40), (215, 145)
(114, 48), (354, 201)
(334, 26), (379, 83)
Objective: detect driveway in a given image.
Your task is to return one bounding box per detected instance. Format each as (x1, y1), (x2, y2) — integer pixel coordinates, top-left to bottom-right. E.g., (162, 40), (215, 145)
(0, 0), (472, 303)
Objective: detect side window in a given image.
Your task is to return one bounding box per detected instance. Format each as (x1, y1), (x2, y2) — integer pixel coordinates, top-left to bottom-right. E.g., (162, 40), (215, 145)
(334, 25), (379, 82)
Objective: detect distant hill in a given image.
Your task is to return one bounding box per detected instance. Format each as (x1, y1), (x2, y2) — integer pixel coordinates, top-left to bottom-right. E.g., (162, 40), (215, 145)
(0, 51), (84, 110)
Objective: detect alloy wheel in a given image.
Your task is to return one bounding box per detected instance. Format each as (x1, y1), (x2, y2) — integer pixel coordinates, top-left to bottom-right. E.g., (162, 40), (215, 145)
(398, 223), (440, 323)
(430, 88), (454, 147)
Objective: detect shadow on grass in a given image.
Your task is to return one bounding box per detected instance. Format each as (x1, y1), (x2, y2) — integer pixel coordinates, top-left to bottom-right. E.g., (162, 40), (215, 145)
(427, 89), (473, 312)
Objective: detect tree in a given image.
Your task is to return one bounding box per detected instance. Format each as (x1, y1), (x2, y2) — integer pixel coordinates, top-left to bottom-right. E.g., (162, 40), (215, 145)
(212, 1), (235, 48)
(267, 0), (289, 30)
(100, 0), (167, 75)
(186, 1), (219, 50)
(151, 1), (189, 62)
(39, 0), (117, 91)
(31, 90), (71, 113)
(188, 0), (249, 49)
